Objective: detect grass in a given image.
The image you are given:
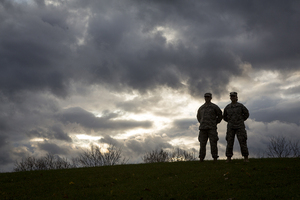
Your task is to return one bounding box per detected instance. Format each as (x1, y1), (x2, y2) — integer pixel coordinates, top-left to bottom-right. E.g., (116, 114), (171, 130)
(0, 158), (299, 199)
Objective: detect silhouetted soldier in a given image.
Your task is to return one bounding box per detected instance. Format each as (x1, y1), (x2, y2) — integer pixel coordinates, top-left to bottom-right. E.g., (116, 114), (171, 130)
(223, 92), (250, 162)
(197, 93), (222, 162)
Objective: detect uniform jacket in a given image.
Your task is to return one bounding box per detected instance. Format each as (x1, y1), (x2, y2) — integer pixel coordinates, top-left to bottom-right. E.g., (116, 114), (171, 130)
(197, 102), (222, 130)
(223, 102), (249, 129)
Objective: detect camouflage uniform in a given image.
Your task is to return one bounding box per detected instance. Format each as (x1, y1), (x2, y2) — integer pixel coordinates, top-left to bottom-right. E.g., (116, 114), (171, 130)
(197, 96), (222, 159)
(223, 98), (249, 158)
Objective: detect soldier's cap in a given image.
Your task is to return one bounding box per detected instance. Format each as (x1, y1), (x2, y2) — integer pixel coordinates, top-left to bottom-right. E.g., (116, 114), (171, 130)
(204, 93), (212, 97)
(230, 92), (237, 96)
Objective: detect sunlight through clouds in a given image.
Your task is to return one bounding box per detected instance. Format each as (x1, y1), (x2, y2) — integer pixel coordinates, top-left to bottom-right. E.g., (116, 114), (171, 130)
(30, 138), (45, 142)
(1, 0), (300, 172)
(74, 134), (110, 152)
(76, 134), (102, 141)
(154, 26), (179, 44)
(45, 0), (62, 7)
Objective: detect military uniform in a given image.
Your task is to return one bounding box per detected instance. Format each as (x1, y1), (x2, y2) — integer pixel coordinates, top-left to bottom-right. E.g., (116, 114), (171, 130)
(223, 92), (249, 158)
(197, 93), (222, 160)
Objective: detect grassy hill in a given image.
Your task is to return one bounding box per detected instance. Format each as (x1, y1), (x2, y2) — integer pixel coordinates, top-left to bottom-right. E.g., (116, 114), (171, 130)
(0, 158), (299, 199)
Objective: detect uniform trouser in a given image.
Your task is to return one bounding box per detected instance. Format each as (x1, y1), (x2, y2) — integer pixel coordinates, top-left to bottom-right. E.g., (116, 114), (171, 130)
(226, 128), (249, 157)
(198, 129), (219, 159)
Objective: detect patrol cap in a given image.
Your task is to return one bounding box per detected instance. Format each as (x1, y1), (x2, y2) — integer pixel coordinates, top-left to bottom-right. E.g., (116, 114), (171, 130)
(230, 92), (237, 96)
(204, 93), (212, 97)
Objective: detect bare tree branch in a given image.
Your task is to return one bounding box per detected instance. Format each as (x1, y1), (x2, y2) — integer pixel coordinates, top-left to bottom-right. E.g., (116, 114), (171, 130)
(266, 136), (299, 158)
(13, 154), (73, 172)
(142, 148), (196, 163)
(74, 144), (125, 167)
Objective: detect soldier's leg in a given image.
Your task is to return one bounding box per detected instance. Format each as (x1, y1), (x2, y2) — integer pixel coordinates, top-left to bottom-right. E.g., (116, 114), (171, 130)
(208, 129), (219, 159)
(236, 129), (249, 157)
(225, 129), (236, 158)
(198, 130), (209, 160)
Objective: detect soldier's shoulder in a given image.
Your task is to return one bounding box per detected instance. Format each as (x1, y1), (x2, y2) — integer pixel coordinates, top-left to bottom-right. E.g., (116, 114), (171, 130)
(211, 103), (221, 109)
(237, 102), (247, 108)
(198, 104), (206, 109)
(224, 104), (231, 109)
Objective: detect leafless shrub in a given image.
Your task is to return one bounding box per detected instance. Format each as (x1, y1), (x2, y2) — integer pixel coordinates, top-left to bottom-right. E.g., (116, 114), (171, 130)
(266, 136), (300, 158)
(14, 156), (36, 172)
(142, 148), (196, 163)
(14, 154), (73, 172)
(74, 144), (126, 167)
(14, 144), (126, 172)
(290, 140), (300, 158)
(169, 148), (196, 162)
(142, 149), (169, 163)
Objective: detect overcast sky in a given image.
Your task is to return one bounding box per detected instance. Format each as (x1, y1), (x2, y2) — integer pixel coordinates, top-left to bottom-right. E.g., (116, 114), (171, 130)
(1, 0), (300, 172)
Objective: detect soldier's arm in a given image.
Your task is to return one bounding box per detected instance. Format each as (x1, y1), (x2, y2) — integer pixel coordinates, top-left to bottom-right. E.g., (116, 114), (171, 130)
(196, 107), (201, 122)
(223, 107), (228, 122)
(215, 106), (223, 124)
(242, 105), (249, 121)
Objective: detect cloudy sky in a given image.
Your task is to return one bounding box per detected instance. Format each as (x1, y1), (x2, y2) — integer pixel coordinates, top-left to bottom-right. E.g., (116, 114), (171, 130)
(1, 0), (300, 171)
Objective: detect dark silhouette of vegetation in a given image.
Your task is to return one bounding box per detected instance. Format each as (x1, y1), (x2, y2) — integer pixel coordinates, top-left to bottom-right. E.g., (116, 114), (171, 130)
(14, 154), (73, 172)
(14, 144), (127, 172)
(142, 148), (196, 163)
(266, 136), (300, 158)
(169, 148), (197, 162)
(142, 149), (169, 163)
(72, 144), (127, 167)
(13, 136), (300, 172)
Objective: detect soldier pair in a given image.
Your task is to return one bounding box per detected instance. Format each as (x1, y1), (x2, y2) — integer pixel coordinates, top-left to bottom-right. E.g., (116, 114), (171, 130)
(196, 92), (249, 162)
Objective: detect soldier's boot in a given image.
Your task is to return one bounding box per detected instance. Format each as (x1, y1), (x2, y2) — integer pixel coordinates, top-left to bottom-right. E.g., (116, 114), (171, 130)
(226, 157), (231, 162)
(199, 158), (204, 162)
(244, 156), (249, 162)
(213, 157), (218, 162)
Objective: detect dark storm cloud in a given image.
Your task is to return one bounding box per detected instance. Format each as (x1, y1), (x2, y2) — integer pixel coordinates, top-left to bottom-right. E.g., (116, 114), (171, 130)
(284, 85), (300, 95)
(174, 118), (197, 126)
(116, 95), (175, 115)
(0, 135), (13, 166)
(1, 0), (300, 171)
(213, 0), (300, 70)
(80, 0), (242, 97)
(60, 107), (153, 130)
(0, 91), (76, 169)
(125, 134), (173, 153)
(27, 125), (72, 142)
(77, 0), (300, 97)
(0, 134), (8, 150)
(154, 118), (199, 139)
(1, 0), (300, 98)
(99, 135), (121, 146)
(0, 151), (12, 166)
(248, 98), (300, 124)
(0, 91), (62, 138)
(0, 0), (77, 98)
(173, 118), (198, 132)
(37, 141), (70, 155)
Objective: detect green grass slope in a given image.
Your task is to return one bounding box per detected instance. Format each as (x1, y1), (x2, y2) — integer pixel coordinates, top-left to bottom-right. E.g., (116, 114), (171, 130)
(0, 158), (299, 199)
